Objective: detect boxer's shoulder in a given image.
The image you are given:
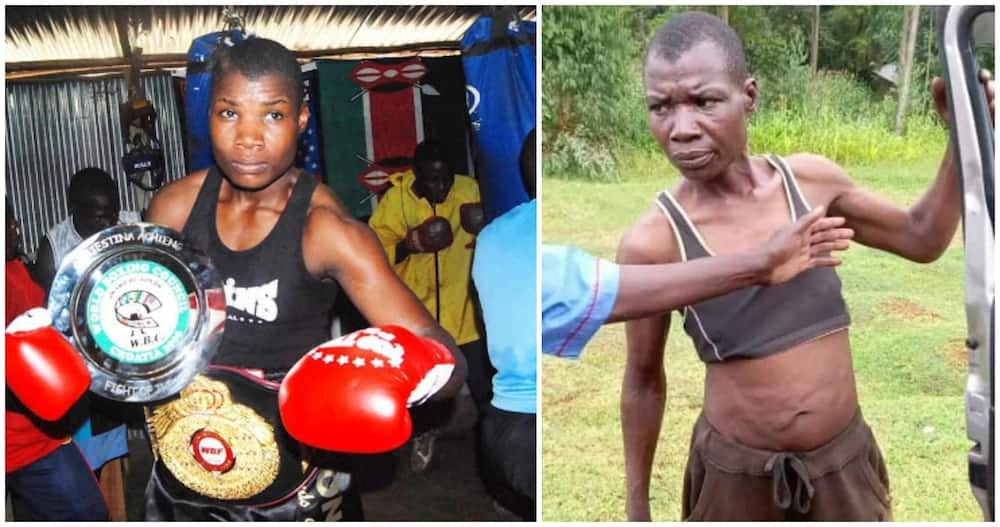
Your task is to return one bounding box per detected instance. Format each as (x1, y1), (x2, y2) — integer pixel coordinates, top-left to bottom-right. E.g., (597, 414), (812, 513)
(168, 168), (211, 192)
(148, 169), (210, 230)
(783, 152), (854, 206)
(618, 204), (681, 266)
(303, 183), (354, 230)
(301, 187), (380, 277)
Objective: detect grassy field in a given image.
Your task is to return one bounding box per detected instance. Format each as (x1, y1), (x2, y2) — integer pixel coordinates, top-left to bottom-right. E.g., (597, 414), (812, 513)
(540, 153), (980, 521)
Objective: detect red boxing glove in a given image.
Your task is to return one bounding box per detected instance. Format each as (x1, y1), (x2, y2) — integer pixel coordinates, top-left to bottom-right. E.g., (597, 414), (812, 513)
(404, 216), (453, 253)
(5, 308), (90, 421)
(278, 326), (456, 453)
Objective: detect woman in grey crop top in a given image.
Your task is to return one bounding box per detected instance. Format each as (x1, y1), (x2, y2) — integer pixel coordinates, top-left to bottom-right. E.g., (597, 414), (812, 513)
(615, 11), (994, 523)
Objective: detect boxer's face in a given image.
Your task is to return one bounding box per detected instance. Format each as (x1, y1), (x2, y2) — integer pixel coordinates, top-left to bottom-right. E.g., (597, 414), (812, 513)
(414, 159), (454, 204)
(644, 40), (757, 181)
(210, 71), (309, 191)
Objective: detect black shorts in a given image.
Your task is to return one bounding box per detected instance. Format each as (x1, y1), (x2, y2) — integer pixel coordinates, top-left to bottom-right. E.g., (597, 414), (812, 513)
(479, 405), (536, 520)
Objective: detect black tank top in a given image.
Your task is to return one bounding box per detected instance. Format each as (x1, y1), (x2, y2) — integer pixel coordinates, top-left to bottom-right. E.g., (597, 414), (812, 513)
(656, 155), (851, 363)
(182, 167), (341, 372)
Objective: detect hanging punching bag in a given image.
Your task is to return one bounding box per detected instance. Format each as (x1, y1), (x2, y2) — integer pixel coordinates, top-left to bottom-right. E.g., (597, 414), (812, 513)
(461, 8), (536, 221)
(184, 31), (247, 173)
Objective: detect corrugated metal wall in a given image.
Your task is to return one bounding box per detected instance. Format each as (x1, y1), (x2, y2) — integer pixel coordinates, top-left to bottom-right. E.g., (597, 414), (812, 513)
(5, 72), (185, 257)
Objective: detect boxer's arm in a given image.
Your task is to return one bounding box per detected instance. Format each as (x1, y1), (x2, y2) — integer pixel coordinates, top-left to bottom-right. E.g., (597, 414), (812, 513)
(793, 151), (960, 264)
(305, 203), (467, 399)
(610, 206), (852, 322)
(367, 187), (410, 264)
(617, 211), (675, 522)
(793, 73), (992, 264)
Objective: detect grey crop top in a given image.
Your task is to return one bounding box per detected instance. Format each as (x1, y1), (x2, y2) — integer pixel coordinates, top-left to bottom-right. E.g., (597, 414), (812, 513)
(656, 155), (851, 363)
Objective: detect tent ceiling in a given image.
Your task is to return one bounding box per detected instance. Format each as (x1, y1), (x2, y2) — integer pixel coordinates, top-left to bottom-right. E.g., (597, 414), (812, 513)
(6, 5), (535, 75)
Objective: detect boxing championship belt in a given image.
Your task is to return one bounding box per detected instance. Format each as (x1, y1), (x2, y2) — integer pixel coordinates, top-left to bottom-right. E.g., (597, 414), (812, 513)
(144, 366), (359, 521)
(47, 223), (226, 402)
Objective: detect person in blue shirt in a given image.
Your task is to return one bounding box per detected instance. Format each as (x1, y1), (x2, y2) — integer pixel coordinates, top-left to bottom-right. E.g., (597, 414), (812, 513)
(542, 204), (853, 359)
(471, 130), (538, 520)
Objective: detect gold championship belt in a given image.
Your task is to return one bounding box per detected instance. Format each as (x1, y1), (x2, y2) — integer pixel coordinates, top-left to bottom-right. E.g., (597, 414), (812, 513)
(148, 374), (280, 500)
(143, 368), (360, 520)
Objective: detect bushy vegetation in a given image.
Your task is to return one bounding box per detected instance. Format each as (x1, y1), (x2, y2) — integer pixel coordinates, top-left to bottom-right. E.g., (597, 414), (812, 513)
(542, 6), (985, 182)
(542, 7), (641, 182)
(750, 72), (945, 165)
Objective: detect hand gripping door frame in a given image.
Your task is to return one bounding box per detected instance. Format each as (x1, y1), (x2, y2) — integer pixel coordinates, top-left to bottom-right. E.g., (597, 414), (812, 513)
(938, 5), (995, 520)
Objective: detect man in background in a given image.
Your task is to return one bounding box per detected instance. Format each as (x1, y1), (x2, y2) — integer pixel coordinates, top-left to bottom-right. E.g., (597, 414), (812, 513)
(31, 166), (140, 520)
(33, 167), (142, 291)
(369, 140), (486, 471)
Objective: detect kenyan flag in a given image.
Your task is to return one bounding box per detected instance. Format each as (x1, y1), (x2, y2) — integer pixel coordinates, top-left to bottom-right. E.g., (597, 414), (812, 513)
(315, 56), (472, 219)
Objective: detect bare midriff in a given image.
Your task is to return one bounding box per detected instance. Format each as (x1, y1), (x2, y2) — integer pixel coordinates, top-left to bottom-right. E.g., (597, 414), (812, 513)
(703, 328), (858, 451)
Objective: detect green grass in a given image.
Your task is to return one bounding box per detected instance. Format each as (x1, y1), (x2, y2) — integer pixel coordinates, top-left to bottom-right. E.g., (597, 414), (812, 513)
(540, 154), (979, 521)
(749, 108), (946, 166)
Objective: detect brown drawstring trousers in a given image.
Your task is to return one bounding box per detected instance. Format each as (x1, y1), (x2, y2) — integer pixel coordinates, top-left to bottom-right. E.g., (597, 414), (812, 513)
(682, 410), (892, 521)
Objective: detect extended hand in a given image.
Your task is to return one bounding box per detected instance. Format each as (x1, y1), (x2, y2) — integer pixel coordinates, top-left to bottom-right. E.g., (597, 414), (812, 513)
(932, 69), (995, 127)
(763, 205), (853, 286)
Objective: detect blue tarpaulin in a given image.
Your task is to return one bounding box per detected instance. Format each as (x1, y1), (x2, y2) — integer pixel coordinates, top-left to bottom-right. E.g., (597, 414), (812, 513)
(461, 12), (536, 221)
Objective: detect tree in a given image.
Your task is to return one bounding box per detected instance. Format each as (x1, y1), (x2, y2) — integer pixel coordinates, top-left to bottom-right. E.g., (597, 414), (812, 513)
(895, 5), (921, 135)
(923, 9), (933, 91)
(541, 6), (637, 147)
(819, 6), (903, 79)
(810, 5), (820, 79)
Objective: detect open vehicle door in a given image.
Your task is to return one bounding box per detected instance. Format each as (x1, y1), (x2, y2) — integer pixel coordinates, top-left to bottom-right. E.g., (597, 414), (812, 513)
(938, 5), (995, 521)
